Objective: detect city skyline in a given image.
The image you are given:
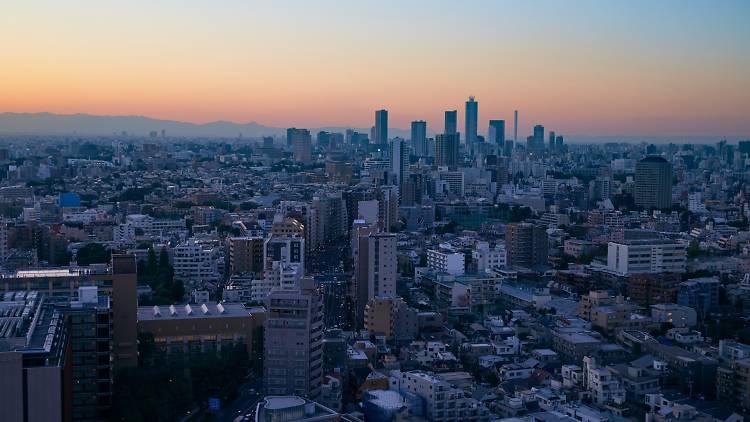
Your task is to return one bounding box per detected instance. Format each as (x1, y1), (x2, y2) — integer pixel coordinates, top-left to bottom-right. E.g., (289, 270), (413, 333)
(1, 1), (749, 138)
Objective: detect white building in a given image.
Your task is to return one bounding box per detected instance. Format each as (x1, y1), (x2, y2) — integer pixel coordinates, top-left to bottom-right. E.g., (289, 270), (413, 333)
(390, 370), (490, 422)
(473, 241), (506, 272)
(582, 357), (626, 406)
(173, 240), (220, 284)
(125, 214), (186, 237)
(650, 303), (697, 328)
(607, 238), (686, 275)
(427, 244), (465, 276)
(113, 223), (136, 248)
(251, 261), (302, 302)
(222, 275), (253, 303)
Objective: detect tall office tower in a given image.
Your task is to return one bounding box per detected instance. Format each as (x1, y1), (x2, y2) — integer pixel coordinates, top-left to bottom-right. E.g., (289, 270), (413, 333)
(307, 193), (348, 250)
(504, 140), (514, 156)
(264, 234), (305, 274)
(264, 277), (324, 399)
(533, 125), (545, 153)
(444, 110), (457, 136)
(410, 120), (427, 157)
(286, 127), (295, 146)
(514, 110), (519, 141)
(635, 156), (673, 209)
(555, 135), (564, 149)
(317, 131), (331, 148)
(355, 232), (397, 326)
(549, 131), (556, 150)
(229, 236), (265, 276)
(66, 288), (114, 421)
(506, 223), (548, 268)
(390, 137), (409, 187)
(488, 120), (506, 149)
(374, 109), (388, 145)
(289, 128), (312, 164)
(105, 255), (138, 369)
(465, 96), (478, 147)
(435, 134), (459, 167)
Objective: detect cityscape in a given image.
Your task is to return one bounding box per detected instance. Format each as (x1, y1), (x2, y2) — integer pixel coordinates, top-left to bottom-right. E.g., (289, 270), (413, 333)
(1, 2), (750, 422)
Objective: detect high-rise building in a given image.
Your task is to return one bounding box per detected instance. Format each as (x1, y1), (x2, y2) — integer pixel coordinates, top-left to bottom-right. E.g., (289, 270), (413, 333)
(488, 120), (505, 149)
(435, 134), (459, 167)
(549, 131), (556, 150)
(355, 232), (397, 325)
(307, 193), (348, 251)
(465, 96), (478, 148)
(513, 110), (519, 141)
(506, 223), (548, 268)
(390, 137), (409, 187)
(532, 124), (545, 153)
(444, 110), (457, 136)
(264, 277), (324, 398)
(555, 135), (564, 149)
(374, 109), (388, 145)
(635, 156), (673, 209)
(289, 128), (312, 164)
(0, 256), (139, 370)
(229, 236), (265, 276)
(410, 120), (427, 157)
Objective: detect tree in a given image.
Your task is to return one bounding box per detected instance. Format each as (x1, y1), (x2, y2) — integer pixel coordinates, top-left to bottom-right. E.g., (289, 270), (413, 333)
(170, 280), (185, 302)
(146, 247), (158, 275)
(76, 243), (111, 266)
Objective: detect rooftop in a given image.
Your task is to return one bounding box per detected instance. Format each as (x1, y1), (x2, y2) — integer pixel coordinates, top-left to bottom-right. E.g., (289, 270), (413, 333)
(137, 302), (259, 321)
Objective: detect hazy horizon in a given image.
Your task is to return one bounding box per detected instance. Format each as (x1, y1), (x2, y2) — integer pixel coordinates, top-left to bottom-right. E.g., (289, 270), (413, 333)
(0, 111), (746, 144)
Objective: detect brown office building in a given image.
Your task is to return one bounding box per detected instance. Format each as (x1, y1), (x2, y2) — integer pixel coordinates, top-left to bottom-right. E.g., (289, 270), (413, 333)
(229, 236), (265, 276)
(505, 223), (548, 268)
(137, 302), (265, 358)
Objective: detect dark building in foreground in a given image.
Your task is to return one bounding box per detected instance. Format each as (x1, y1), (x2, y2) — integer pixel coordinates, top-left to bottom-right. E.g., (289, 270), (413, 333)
(506, 223), (548, 268)
(635, 156), (672, 210)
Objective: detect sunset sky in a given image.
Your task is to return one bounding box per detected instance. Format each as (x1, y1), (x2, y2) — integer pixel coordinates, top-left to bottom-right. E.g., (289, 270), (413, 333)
(1, 0), (749, 138)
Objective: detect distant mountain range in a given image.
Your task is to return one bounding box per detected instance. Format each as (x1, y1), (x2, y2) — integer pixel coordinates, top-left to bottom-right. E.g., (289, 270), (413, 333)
(0, 112), (741, 144)
(0, 112), (411, 139)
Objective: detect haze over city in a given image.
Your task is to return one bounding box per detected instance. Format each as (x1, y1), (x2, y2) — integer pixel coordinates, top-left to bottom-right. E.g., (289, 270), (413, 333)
(2, 0), (749, 139)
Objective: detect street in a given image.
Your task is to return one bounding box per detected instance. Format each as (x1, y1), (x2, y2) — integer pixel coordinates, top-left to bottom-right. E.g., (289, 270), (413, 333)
(214, 379), (263, 422)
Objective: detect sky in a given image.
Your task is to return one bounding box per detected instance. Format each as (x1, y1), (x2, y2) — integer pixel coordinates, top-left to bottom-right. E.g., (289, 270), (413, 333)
(1, 0), (749, 138)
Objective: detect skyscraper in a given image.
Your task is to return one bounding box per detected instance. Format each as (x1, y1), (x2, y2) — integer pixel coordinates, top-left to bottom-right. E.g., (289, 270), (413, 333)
(533, 125), (544, 151)
(549, 131), (556, 150)
(390, 137), (409, 187)
(435, 134), (459, 167)
(444, 110), (457, 136)
(488, 120), (505, 149)
(514, 110), (519, 142)
(355, 232), (397, 326)
(264, 277), (324, 399)
(410, 120), (427, 157)
(374, 109), (388, 145)
(289, 128), (312, 164)
(465, 96), (478, 147)
(635, 156), (673, 209)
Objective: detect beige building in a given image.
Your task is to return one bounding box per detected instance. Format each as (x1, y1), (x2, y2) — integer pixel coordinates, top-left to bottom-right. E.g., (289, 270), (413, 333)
(363, 296), (418, 342)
